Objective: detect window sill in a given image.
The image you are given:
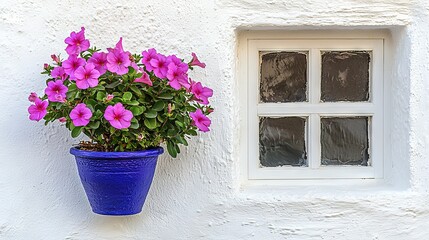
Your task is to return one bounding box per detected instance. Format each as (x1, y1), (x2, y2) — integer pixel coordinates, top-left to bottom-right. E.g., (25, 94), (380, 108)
(238, 179), (409, 201)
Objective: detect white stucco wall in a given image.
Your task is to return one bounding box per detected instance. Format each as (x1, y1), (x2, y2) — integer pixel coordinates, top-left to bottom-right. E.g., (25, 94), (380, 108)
(1, 0), (429, 239)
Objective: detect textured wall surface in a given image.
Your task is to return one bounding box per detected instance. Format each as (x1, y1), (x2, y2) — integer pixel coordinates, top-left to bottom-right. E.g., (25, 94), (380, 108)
(1, 0), (429, 239)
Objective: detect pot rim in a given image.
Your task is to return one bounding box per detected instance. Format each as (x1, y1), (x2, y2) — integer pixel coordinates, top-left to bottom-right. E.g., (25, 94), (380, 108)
(70, 146), (164, 159)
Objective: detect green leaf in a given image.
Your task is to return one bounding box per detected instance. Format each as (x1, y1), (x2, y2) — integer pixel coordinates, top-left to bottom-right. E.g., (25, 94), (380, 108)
(123, 92), (132, 101)
(186, 105), (197, 112)
(96, 92), (106, 101)
(92, 85), (105, 91)
(176, 135), (188, 146)
(167, 128), (176, 136)
(167, 141), (177, 158)
(152, 101), (165, 111)
(85, 99), (98, 112)
(158, 92), (174, 99)
(130, 121), (139, 129)
(71, 126), (83, 138)
(66, 90), (76, 100)
(144, 118), (157, 129)
(188, 129), (198, 136)
(130, 86), (142, 96)
(87, 121), (100, 129)
(175, 120), (184, 128)
(106, 81), (121, 88)
(130, 106), (144, 116)
(144, 110), (157, 118)
(94, 109), (103, 118)
(68, 84), (77, 92)
(125, 100), (140, 106)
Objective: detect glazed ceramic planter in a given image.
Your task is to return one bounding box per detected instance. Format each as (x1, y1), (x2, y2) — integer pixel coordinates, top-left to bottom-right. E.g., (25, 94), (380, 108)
(70, 147), (164, 216)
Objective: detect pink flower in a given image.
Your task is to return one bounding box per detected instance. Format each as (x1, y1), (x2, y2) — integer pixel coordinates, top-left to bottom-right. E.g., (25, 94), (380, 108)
(134, 70), (152, 86)
(168, 55), (189, 72)
(58, 117), (67, 123)
(150, 54), (169, 78)
(130, 61), (139, 71)
(190, 80), (213, 105)
(62, 55), (86, 80)
(104, 103), (133, 129)
(51, 54), (61, 64)
(106, 94), (114, 101)
(167, 62), (190, 90)
(74, 63), (100, 89)
(190, 109), (211, 132)
(106, 38), (131, 75)
(64, 27), (90, 55)
(43, 63), (49, 70)
(141, 48), (157, 72)
(189, 53), (206, 68)
(106, 50), (131, 75)
(28, 92), (38, 102)
(88, 52), (108, 75)
(70, 103), (92, 127)
(45, 80), (68, 102)
(28, 98), (48, 121)
(108, 37), (125, 52)
(51, 66), (68, 80)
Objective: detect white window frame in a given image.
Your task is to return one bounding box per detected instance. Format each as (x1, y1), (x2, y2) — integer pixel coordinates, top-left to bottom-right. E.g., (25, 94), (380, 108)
(239, 32), (385, 181)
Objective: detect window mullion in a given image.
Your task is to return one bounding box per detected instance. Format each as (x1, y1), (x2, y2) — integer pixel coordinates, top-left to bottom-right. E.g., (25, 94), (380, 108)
(308, 49), (321, 169)
(309, 114), (321, 169)
(309, 48), (321, 104)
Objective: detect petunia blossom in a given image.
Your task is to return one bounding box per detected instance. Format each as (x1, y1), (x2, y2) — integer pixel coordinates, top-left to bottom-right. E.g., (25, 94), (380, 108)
(106, 94), (114, 101)
(168, 55), (189, 72)
(69, 103), (92, 127)
(28, 92), (38, 102)
(45, 80), (68, 102)
(141, 48), (157, 72)
(189, 109), (211, 132)
(134, 70), (152, 86)
(108, 37), (125, 52)
(58, 117), (67, 123)
(74, 63), (100, 89)
(189, 52), (206, 68)
(28, 98), (48, 121)
(51, 54), (61, 64)
(51, 66), (68, 81)
(106, 50), (130, 75)
(190, 80), (213, 105)
(62, 54), (86, 80)
(167, 62), (190, 90)
(106, 38), (132, 75)
(64, 27), (90, 55)
(87, 52), (108, 75)
(150, 54), (169, 78)
(104, 103), (133, 129)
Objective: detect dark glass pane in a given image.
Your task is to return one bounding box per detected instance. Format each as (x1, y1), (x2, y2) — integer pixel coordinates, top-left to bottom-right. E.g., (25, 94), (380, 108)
(321, 51), (370, 102)
(259, 117), (307, 167)
(260, 51), (307, 103)
(321, 117), (369, 166)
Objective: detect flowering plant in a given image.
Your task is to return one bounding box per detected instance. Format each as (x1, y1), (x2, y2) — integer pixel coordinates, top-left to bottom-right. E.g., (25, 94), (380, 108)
(28, 27), (213, 157)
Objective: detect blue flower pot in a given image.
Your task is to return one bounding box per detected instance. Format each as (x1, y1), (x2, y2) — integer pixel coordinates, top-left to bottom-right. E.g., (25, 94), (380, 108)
(70, 147), (164, 216)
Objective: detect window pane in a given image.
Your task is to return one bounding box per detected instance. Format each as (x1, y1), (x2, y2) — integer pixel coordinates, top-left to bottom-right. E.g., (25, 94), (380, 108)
(321, 117), (369, 166)
(321, 51), (370, 102)
(260, 51), (307, 103)
(259, 117), (307, 167)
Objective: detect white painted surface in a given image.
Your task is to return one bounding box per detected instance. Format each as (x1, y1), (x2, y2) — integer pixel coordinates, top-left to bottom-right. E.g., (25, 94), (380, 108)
(0, 0), (428, 239)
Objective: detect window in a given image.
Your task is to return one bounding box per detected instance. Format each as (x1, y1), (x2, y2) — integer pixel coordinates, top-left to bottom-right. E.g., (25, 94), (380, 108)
(240, 33), (384, 180)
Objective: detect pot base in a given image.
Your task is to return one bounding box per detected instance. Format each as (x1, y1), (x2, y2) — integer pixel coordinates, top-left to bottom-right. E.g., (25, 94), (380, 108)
(70, 147), (164, 216)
